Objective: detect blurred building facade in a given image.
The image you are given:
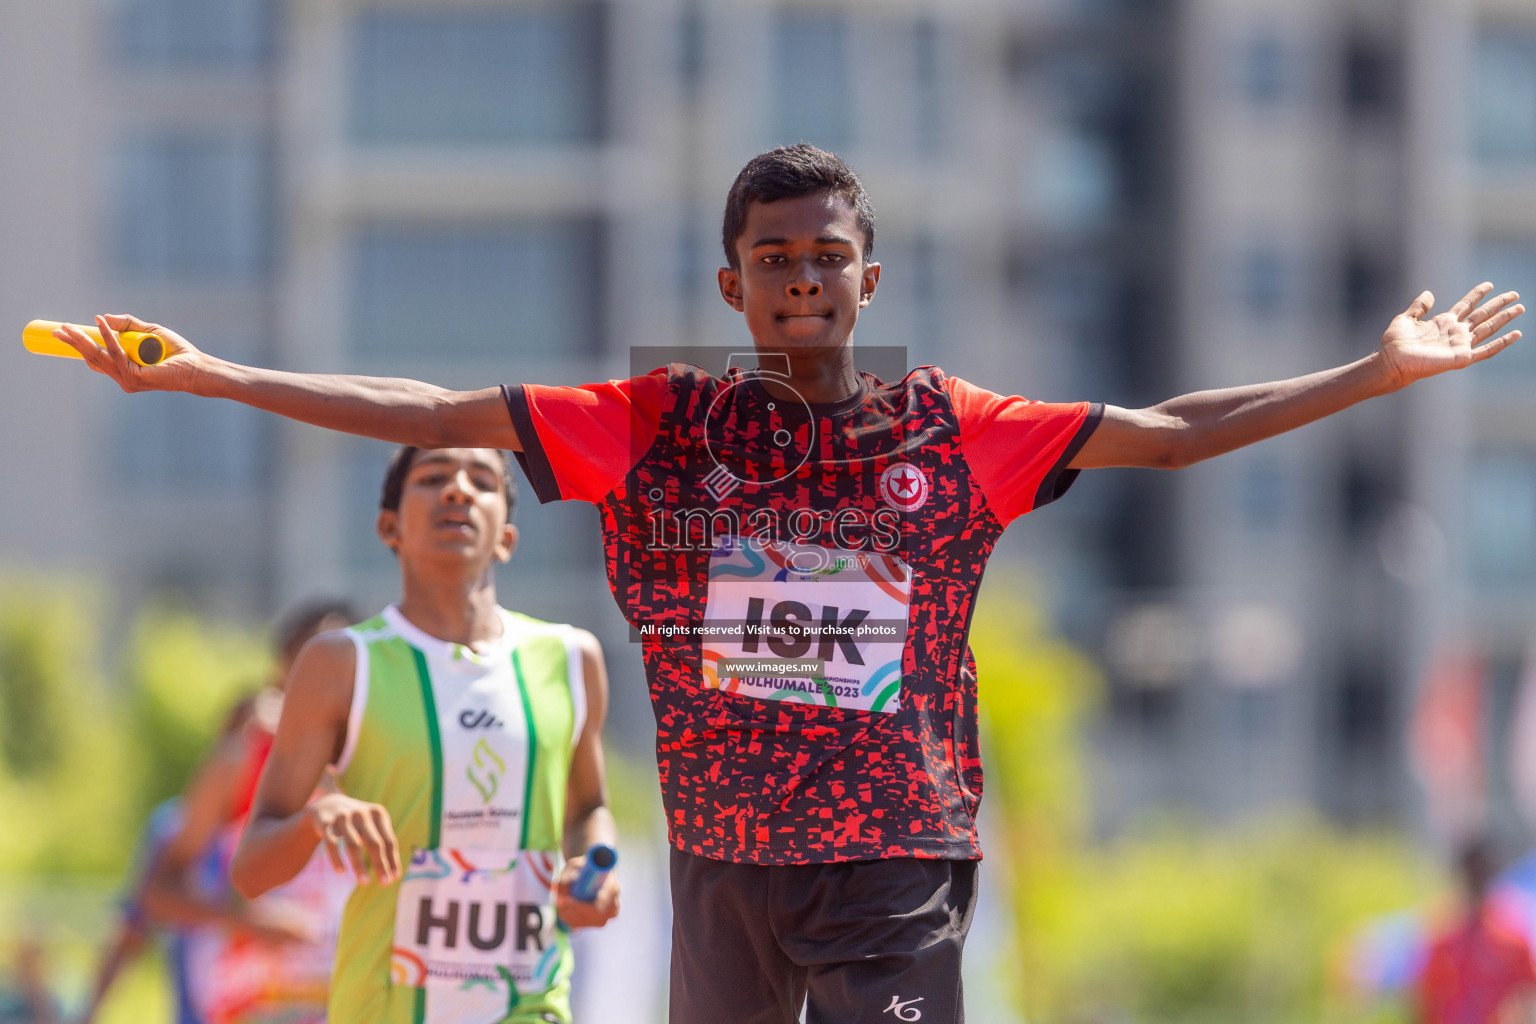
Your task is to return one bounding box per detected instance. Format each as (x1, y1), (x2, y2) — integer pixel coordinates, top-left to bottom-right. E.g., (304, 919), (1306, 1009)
(1, 0), (1535, 830)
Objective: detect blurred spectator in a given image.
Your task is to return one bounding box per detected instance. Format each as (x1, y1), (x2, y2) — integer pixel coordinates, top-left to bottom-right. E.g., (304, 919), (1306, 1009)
(0, 942), (58, 1024)
(1418, 837), (1536, 1024)
(77, 599), (356, 1024)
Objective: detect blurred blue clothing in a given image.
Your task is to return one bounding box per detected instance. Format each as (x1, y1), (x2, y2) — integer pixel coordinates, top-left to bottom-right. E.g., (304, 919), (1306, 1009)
(121, 799), (209, 1024)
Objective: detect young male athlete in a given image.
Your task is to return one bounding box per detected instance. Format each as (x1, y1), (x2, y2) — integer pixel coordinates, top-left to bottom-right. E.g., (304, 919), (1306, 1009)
(228, 446), (618, 1024)
(58, 144), (1524, 1022)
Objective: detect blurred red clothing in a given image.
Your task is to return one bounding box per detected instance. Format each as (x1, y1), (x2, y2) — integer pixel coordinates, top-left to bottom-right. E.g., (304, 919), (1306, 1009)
(1418, 905), (1536, 1024)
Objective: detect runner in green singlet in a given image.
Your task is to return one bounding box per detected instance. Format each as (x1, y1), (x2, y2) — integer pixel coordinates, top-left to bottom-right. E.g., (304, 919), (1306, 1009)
(230, 446), (619, 1024)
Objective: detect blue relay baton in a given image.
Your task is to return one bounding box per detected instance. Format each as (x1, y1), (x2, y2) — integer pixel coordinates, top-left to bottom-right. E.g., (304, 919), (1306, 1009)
(569, 843), (617, 902)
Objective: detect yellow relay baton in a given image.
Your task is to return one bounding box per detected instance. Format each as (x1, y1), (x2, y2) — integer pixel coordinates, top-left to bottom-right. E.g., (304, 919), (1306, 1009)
(23, 319), (166, 367)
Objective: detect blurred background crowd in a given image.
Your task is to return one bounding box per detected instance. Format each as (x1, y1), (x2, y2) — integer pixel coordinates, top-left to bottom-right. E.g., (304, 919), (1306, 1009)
(1, 0), (1535, 1020)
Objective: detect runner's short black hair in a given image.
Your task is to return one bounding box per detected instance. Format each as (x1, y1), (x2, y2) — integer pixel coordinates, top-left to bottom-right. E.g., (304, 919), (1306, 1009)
(275, 597), (359, 664)
(379, 446), (517, 524)
(721, 144), (876, 270)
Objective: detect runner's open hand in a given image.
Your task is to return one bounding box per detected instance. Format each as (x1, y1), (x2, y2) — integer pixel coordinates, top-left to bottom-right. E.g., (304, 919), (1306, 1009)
(1378, 283), (1523, 387)
(306, 792), (402, 885)
(52, 314), (205, 394)
(554, 854), (620, 929)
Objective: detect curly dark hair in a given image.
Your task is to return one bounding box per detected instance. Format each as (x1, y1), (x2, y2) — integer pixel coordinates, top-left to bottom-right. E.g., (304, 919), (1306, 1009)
(720, 144), (876, 270)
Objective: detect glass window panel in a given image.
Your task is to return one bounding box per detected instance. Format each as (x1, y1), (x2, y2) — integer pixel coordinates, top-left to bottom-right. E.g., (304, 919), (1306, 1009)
(1031, 128), (1117, 230)
(115, 391), (264, 493)
(773, 13), (852, 149)
(1472, 242), (1536, 374)
(118, 0), (274, 66)
(119, 134), (272, 281)
(1473, 33), (1536, 165)
(351, 6), (603, 145)
(913, 19), (943, 155)
(1469, 455), (1536, 585)
(1240, 245), (1289, 316)
(351, 221), (603, 359)
(1241, 32), (1289, 106)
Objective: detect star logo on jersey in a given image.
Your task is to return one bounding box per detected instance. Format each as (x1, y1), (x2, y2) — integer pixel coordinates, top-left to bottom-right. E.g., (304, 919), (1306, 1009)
(878, 462), (929, 512)
(466, 738), (505, 804)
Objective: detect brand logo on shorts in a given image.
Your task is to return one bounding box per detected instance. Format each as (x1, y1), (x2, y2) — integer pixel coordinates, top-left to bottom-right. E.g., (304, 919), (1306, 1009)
(878, 463), (928, 513)
(883, 995), (924, 1020)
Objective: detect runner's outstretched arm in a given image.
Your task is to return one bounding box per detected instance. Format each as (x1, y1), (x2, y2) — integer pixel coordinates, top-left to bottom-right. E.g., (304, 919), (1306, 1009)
(53, 315), (520, 450)
(554, 631), (620, 929)
(1069, 283), (1523, 471)
(231, 633), (403, 899)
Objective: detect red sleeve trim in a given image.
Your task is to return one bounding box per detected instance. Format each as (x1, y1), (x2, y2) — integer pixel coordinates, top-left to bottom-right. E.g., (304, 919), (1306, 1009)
(1033, 403), (1103, 510)
(501, 372), (667, 504)
(945, 375), (1101, 525)
(503, 384), (561, 504)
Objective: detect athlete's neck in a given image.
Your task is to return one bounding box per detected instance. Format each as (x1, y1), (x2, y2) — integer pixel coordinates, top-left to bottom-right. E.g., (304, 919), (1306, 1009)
(395, 564), (503, 650)
(758, 346), (862, 405)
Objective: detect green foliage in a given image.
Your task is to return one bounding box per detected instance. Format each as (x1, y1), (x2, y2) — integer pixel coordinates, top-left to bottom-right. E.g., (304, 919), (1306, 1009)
(0, 586), (270, 878)
(124, 607), (270, 816)
(971, 590), (1433, 1024)
(0, 582), (139, 877)
(0, 592), (69, 778)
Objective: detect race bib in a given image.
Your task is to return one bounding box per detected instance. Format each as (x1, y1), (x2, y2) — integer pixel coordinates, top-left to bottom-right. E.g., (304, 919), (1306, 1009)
(391, 847), (563, 1024)
(700, 536), (909, 713)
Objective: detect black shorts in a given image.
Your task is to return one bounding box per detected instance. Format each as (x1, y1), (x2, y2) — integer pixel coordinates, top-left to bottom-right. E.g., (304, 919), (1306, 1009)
(667, 850), (978, 1024)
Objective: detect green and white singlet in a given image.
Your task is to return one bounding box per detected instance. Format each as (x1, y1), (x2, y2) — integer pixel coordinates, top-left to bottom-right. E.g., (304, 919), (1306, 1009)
(331, 605), (586, 1024)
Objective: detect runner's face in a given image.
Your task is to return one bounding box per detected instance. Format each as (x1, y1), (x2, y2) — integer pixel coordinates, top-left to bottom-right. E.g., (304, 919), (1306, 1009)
(378, 449), (516, 571)
(719, 193), (879, 359)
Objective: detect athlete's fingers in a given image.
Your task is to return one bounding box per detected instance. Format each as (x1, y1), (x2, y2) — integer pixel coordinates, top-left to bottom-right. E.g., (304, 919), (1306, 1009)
(1473, 304), (1525, 343)
(1470, 330), (1521, 363)
(349, 809), (390, 885)
(335, 813), (373, 884)
(1467, 290), (1520, 327)
(1449, 282), (1493, 320)
(320, 823), (348, 875)
(94, 315), (132, 366)
(370, 806), (401, 882)
(1404, 290), (1435, 320)
(101, 313), (162, 334)
(52, 323), (112, 370)
(594, 875), (621, 922)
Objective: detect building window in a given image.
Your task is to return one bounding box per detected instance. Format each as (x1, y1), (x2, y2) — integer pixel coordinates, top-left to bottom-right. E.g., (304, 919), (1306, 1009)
(351, 6), (604, 145)
(1239, 456), (1286, 530)
(351, 220), (603, 360)
(1473, 33), (1536, 165)
(1469, 454), (1536, 585)
(116, 392), (263, 493)
(118, 134), (272, 282)
(913, 18), (943, 155)
(1472, 243), (1536, 373)
(118, 0), (275, 66)
(1240, 244), (1290, 316)
(1241, 31), (1290, 107)
(1031, 128), (1117, 231)
(774, 12), (852, 149)
(1344, 35), (1399, 120)
(678, 2), (705, 94)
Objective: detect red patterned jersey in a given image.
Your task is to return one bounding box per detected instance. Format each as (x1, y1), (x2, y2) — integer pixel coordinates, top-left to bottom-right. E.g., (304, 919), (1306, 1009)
(505, 364), (1100, 865)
